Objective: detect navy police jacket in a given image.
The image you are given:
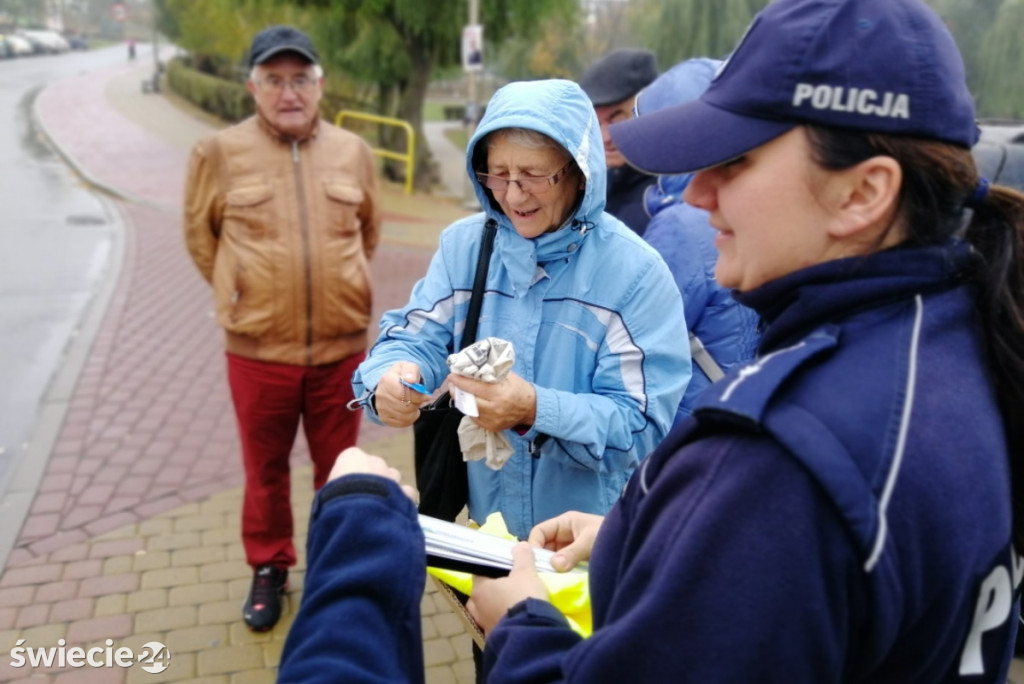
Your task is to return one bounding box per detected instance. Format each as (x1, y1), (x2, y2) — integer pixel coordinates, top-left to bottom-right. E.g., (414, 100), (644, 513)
(485, 241), (1021, 682)
(278, 475), (426, 683)
(605, 164), (653, 236)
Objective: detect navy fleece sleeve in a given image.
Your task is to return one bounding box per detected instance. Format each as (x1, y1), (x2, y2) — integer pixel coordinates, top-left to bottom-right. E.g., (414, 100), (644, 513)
(278, 475), (426, 684)
(484, 434), (861, 683)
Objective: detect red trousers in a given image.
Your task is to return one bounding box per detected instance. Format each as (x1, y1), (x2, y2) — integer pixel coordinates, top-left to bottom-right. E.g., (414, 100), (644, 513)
(227, 351), (364, 568)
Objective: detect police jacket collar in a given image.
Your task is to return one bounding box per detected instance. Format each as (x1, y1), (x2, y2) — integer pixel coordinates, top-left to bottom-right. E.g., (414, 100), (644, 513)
(736, 240), (977, 351)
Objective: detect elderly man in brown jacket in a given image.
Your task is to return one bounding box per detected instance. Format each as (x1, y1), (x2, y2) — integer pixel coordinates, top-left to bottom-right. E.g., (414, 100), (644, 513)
(183, 25), (380, 632)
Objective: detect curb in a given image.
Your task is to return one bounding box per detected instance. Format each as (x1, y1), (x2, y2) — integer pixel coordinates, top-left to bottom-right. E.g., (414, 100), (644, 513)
(0, 89), (132, 571)
(31, 83), (176, 214)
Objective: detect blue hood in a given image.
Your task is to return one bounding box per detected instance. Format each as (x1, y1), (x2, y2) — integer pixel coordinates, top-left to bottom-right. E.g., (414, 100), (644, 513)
(634, 58), (720, 117)
(633, 58), (721, 219)
(468, 79), (607, 240)
(644, 174), (692, 219)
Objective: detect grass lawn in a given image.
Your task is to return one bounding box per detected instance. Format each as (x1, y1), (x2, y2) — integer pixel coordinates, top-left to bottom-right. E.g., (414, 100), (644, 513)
(424, 99), (464, 123)
(445, 127), (469, 151)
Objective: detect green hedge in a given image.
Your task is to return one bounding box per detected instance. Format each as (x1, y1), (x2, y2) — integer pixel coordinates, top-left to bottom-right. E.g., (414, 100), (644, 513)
(166, 57), (252, 123)
(166, 56), (364, 125)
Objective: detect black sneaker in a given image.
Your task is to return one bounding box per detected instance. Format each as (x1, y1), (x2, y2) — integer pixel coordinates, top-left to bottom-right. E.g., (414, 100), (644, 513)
(243, 565), (288, 632)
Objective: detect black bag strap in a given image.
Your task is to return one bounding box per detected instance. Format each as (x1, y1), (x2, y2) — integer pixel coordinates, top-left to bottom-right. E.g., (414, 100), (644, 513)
(459, 219), (497, 351)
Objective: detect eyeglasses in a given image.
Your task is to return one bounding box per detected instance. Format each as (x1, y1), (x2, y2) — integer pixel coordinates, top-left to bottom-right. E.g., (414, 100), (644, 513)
(255, 75), (318, 95)
(476, 161), (573, 194)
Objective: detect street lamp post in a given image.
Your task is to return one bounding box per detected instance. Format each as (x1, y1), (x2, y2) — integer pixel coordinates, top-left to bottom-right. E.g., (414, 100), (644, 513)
(151, 6), (160, 93)
(468, 0), (479, 128)
(462, 0), (481, 209)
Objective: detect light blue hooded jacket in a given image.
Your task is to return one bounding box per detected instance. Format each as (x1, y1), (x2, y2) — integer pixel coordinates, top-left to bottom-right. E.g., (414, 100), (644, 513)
(352, 79), (689, 538)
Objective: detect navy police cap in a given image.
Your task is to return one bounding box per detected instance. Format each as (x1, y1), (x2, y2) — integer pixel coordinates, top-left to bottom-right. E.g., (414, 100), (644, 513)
(611, 0), (980, 175)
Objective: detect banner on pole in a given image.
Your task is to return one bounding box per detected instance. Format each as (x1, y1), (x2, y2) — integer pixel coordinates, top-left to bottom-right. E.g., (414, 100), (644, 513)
(461, 24), (483, 72)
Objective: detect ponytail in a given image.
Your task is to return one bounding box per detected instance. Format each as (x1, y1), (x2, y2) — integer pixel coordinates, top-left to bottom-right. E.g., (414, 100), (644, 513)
(963, 183), (1024, 547)
(806, 125), (1024, 548)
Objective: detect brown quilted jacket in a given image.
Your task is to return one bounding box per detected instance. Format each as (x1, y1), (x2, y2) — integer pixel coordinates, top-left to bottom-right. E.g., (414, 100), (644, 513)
(184, 115), (380, 366)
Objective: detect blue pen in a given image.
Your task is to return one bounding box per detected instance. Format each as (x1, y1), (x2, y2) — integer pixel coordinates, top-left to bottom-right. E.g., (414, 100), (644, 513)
(400, 378), (432, 395)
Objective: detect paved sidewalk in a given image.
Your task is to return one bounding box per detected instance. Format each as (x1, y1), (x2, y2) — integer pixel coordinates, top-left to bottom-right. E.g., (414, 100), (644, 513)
(9, 57), (1024, 684)
(0, 60), (475, 682)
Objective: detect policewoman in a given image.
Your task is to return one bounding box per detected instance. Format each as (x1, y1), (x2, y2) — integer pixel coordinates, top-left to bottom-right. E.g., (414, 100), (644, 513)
(468, 0), (1024, 681)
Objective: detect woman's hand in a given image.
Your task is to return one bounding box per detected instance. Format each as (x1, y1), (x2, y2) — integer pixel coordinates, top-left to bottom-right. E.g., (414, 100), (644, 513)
(374, 361), (429, 428)
(467, 542), (550, 635)
(446, 371), (536, 432)
(328, 447), (419, 503)
(527, 511), (604, 572)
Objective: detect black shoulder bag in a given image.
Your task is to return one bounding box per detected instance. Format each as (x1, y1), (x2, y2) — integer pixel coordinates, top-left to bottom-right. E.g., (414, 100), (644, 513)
(413, 219), (497, 521)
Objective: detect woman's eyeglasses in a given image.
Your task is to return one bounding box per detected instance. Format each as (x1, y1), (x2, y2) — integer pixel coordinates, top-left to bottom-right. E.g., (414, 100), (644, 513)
(476, 161), (573, 194)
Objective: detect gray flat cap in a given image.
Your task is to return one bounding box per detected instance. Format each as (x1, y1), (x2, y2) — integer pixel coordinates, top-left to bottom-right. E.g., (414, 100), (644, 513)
(579, 49), (658, 107)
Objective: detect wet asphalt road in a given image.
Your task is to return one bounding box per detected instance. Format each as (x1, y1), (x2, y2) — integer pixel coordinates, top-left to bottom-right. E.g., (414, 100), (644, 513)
(0, 46), (125, 494)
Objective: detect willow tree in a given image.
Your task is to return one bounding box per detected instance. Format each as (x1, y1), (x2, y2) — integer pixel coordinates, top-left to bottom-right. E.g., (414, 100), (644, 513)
(975, 0), (1024, 118)
(0, 0), (46, 27)
(293, 0), (578, 189)
(155, 0), (311, 77)
(925, 0), (1003, 99)
(628, 0), (770, 68)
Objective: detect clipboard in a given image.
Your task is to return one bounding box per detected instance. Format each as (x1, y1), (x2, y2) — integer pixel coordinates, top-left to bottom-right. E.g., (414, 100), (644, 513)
(431, 576), (486, 650)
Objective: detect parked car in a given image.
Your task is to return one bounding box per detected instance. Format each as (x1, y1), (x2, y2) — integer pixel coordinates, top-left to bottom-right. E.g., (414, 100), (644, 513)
(15, 31), (47, 54)
(65, 34), (88, 51)
(974, 121), (1024, 192)
(4, 33), (34, 57)
(18, 29), (70, 54)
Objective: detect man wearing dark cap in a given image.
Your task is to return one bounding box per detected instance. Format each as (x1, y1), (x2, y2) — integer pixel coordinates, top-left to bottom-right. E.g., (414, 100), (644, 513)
(183, 25), (380, 632)
(579, 48), (658, 235)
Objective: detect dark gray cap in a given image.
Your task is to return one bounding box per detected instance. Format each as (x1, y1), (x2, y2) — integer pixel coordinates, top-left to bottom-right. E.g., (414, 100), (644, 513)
(579, 49), (658, 107)
(248, 25), (319, 68)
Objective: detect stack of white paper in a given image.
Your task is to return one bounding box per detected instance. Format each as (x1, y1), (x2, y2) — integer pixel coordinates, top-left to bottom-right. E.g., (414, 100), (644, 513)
(419, 515), (587, 576)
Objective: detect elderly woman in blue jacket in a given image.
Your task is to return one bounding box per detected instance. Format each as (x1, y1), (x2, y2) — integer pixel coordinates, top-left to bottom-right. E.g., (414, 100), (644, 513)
(351, 79), (689, 540)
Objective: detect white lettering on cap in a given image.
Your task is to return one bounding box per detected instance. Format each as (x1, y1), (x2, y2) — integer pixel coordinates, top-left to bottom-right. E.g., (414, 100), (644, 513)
(791, 83), (910, 119)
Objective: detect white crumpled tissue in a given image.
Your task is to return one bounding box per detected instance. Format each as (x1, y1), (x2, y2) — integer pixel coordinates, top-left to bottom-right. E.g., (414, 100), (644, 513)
(447, 337), (515, 470)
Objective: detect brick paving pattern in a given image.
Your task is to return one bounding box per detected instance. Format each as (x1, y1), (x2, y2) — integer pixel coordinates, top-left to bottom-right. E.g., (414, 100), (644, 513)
(0, 59), (476, 683)
(9, 54), (1024, 684)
